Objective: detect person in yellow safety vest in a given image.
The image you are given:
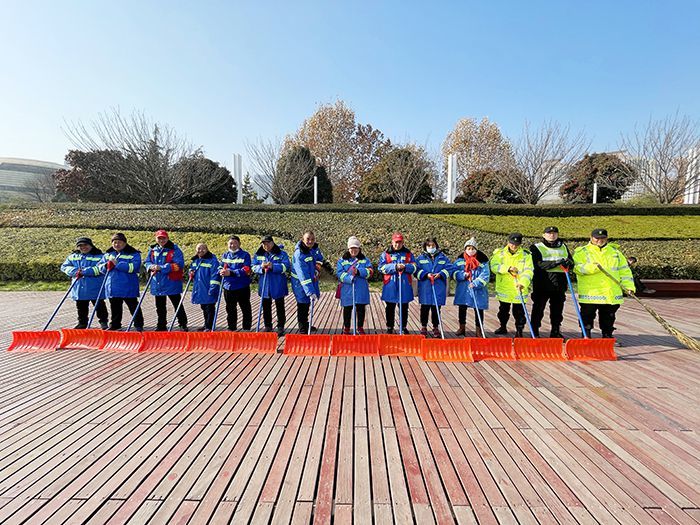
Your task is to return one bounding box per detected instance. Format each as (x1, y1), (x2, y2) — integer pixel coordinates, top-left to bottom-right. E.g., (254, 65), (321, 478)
(529, 226), (573, 339)
(573, 228), (635, 341)
(490, 233), (534, 338)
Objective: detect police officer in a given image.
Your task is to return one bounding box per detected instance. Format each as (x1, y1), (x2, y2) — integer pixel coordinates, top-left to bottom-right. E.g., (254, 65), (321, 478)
(529, 226), (573, 338)
(573, 228), (635, 340)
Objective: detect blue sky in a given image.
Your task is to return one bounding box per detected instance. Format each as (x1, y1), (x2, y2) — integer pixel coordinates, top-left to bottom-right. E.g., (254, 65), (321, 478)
(1, 0), (698, 170)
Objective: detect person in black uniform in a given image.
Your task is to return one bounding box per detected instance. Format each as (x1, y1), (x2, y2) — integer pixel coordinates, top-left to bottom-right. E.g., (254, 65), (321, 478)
(529, 226), (573, 338)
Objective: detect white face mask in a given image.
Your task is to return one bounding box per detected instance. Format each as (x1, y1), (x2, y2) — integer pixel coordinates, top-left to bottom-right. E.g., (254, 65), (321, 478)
(427, 247), (436, 255)
(465, 248), (476, 256)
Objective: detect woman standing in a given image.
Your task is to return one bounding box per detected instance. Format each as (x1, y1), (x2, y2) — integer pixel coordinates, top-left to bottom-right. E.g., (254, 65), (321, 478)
(453, 237), (490, 337)
(415, 238), (452, 337)
(336, 236), (373, 335)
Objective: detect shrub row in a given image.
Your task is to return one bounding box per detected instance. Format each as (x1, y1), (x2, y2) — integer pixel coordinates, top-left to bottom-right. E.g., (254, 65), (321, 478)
(1, 226), (698, 281)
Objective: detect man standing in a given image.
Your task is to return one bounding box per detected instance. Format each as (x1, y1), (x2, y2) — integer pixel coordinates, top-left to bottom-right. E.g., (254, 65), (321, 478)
(99, 232), (144, 332)
(529, 226), (573, 338)
(291, 230), (324, 333)
(145, 230), (188, 331)
(252, 235), (290, 336)
(378, 232), (416, 334)
(60, 237), (109, 329)
(574, 228), (635, 340)
(490, 232), (534, 338)
(218, 235), (253, 331)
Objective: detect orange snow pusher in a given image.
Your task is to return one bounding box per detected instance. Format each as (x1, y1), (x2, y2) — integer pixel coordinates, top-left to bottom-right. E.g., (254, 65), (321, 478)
(188, 331), (236, 352)
(283, 296), (330, 356)
(141, 331), (190, 353)
(421, 338), (473, 362)
(464, 287), (514, 360)
(59, 328), (105, 350)
(379, 334), (423, 357)
(562, 266), (616, 361)
(99, 273), (153, 352)
(8, 278), (79, 352)
(331, 334), (380, 357)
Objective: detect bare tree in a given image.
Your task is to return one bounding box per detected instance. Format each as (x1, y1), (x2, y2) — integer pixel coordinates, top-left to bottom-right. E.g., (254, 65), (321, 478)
(495, 121), (588, 204)
(271, 146), (318, 204)
(23, 171), (57, 202)
(244, 136), (281, 200)
(619, 113), (700, 204)
(62, 108), (231, 204)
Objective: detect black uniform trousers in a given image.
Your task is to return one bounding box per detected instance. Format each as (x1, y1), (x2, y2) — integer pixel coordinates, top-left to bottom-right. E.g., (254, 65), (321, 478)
(343, 304), (366, 329)
(458, 305), (485, 329)
(155, 294), (188, 330)
(200, 303), (216, 330)
(580, 303), (620, 337)
(497, 301), (526, 329)
(262, 297), (286, 329)
(224, 287), (252, 330)
(109, 297), (144, 330)
(530, 289), (565, 331)
(420, 305), (440, 327)
(385, 302), (409, 330)
(76, 299), (108, 325)
(297, 302), (311, 331)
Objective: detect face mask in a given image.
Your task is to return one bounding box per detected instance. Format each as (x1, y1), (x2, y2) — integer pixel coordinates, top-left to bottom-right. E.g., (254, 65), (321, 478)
(427, 247), (436, 255)
(465, 249), (476, 257)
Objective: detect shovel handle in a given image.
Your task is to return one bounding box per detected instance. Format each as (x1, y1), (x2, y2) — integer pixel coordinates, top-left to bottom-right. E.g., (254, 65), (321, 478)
(430, 281), (444, 339)
(43, 278), (80, 331)
(514, 274), (536, 339)
(467, 284), (487, 338)
(562, 266), (589, 339)
(169, 272), (194, 332)
(127, 271), (154, 332)
(397, 270), (403, 335)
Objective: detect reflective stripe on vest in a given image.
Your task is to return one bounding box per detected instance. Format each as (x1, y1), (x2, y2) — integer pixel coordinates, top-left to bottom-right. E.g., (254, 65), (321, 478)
(535, 242), (567, 272)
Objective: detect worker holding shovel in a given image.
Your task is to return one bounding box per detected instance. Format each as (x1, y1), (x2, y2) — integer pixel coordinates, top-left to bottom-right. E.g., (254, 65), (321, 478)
(415, 238), (452, 337)
(60, 237), (108, 330)
(291, 230), (325, 334)
(452, 237), (490, 337)
(490, 233), (534, 338)
(529, 226), (573, 338)
(190, 243), (220, 331)
(145, 230), (188, 331)
(379, 232), (416, 334)
(98, 233), (144, 332)
(252, 235), (290, 336)
(336, 236), (373, 335)
(573, 228), (635, 341)
(218, 235), (253, 331)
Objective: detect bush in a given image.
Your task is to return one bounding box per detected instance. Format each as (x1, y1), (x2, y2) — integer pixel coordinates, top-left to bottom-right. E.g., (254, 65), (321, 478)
(560, 153), (635, 203)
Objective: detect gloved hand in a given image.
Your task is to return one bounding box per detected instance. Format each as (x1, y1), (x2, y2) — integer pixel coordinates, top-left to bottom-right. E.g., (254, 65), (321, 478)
(106, 260), (115, 271)
(349, 266), (357, 276)
(189, 270), (195, 280)
(428, 274), (436, 284)
(464, 270), (472, 280)
(242, 266), (251, 276)
(171, 263), (180, 272)
(75, 269), (83, 279)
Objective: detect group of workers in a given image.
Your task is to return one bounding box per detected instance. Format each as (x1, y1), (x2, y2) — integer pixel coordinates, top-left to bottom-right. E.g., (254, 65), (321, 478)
(60, 226), (636, 339)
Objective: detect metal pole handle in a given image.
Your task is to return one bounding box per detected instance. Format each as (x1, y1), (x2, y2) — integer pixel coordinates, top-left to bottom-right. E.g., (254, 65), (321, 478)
(563, 267), (588, 338)
(256, 270), (267, 332)
(430, 280), (444, 339)
(467, 283), (487, 338)
(127, 272), (154, 332)
(43, 278), (80, 331)
(169, 272), (193, 332)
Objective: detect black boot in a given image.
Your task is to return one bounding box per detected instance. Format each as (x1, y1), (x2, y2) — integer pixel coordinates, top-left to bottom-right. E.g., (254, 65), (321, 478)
(494, 325), (508, 335)
(532, 328), (540, 338)
(550, 327), (563, 339)
(515, 326), (524, 338)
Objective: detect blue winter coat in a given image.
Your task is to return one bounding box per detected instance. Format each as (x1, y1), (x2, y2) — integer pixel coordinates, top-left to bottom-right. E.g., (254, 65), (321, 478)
(415, 251), (452, 306)
(144, 241), (185, 296)
(190, 252), (220, 305)
(291, 241), (324, 303)
(98, 245), (142, 299)
(60, 247), (106, 301)
(218, 249), (252, 291)
(452, 251), (490, 310)
(252, 245), (290, 300)
(336, 252), (373, 307)
(378, 247), (416, 303)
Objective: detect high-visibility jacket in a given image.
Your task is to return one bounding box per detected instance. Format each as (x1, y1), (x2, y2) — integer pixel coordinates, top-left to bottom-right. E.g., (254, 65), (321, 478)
(530, 240), (572, 293)
(452, 251), (490, 310)
(251, 245), (290, 300)
(98, 245), (142, 299)
(145, 241), (185, 296)
(573, 242), (635, 304)
(218, 249), (252, 291)
(415, 251), (452, 306)
(378, 247), (416, 303)
(336, 252), (373, 307)
(291, 241), (324, 303)
(190, 252), (220, 305)
(60, 248), (106, 301)
(490, 246), (534, 303)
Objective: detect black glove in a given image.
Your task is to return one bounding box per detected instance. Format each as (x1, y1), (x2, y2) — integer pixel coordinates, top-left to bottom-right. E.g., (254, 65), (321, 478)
(560, 259), (573, 270)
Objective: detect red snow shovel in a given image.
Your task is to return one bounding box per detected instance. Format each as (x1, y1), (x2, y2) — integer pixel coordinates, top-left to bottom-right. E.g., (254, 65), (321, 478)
(187, 264), (234, 352)
(464, 283), (515, 361)
(100, 272), (153, 352)
(561, 267), (616, 361)
(9, 279), (79, 352)
(59, 265), (111, 350)
(284, 296), (330, 356)
(329, 278), (370, 357)
(379, 334), (423, 357)
(419, 278), (457, 359)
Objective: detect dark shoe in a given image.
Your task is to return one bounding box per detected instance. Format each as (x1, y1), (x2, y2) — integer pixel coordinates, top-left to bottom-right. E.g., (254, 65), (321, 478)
(475, 326), (484, 338)
(310, 326), (318, 333)
(432, 326), (441, 338)
(420, 327), (428, 337)
(277, 327), (285, 336)
(357, 328), (366, 335)
(179, 325), (188, 332)
(99, 321), (109, 330)
(156, 325), (167, 332)
(386, 327), (395, 334)
(108, 325), (121, 331)
(494, 326), (508, 335)
(74, 322), (88, 329)
(134, 326), (144, 332)
(550, 329), (563, 339)
(515, 327), (524, 338)
(532, 328), (540, 338)
(402, 328), (409, 335)
(299, 325), (310, 334)
(342, 327), (351, 335)
(456, 324), (466, 336)
(264, 326), (274, 332)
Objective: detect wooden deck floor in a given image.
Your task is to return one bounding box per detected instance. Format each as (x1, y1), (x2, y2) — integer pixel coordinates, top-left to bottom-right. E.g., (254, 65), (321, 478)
(0, 291), (699, 524)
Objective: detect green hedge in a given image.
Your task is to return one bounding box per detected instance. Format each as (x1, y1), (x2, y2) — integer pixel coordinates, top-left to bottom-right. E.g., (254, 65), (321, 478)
(2, 202), (700, 216)
(1, 226), (699, 281)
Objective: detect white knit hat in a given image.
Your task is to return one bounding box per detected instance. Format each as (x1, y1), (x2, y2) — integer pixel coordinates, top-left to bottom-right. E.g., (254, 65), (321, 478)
(347, 236), (361, 249)
(464, 237), (478, 249)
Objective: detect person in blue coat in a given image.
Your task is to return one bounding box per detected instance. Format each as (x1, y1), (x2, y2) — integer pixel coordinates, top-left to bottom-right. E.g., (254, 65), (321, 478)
(218, 235), (252, 331)
(378, 232), (416, 334)
(415, 238), (452, 337)
(144, 230), (188, 331)
(291, 230), (324, 333)
(60, 237), (108, 329)
(336, 236), (373, 335)
(452, 237), (490, 337)
(251, 235), (290, 335)
(189, 243), (220, 331)
(98, 232), (144, 331)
